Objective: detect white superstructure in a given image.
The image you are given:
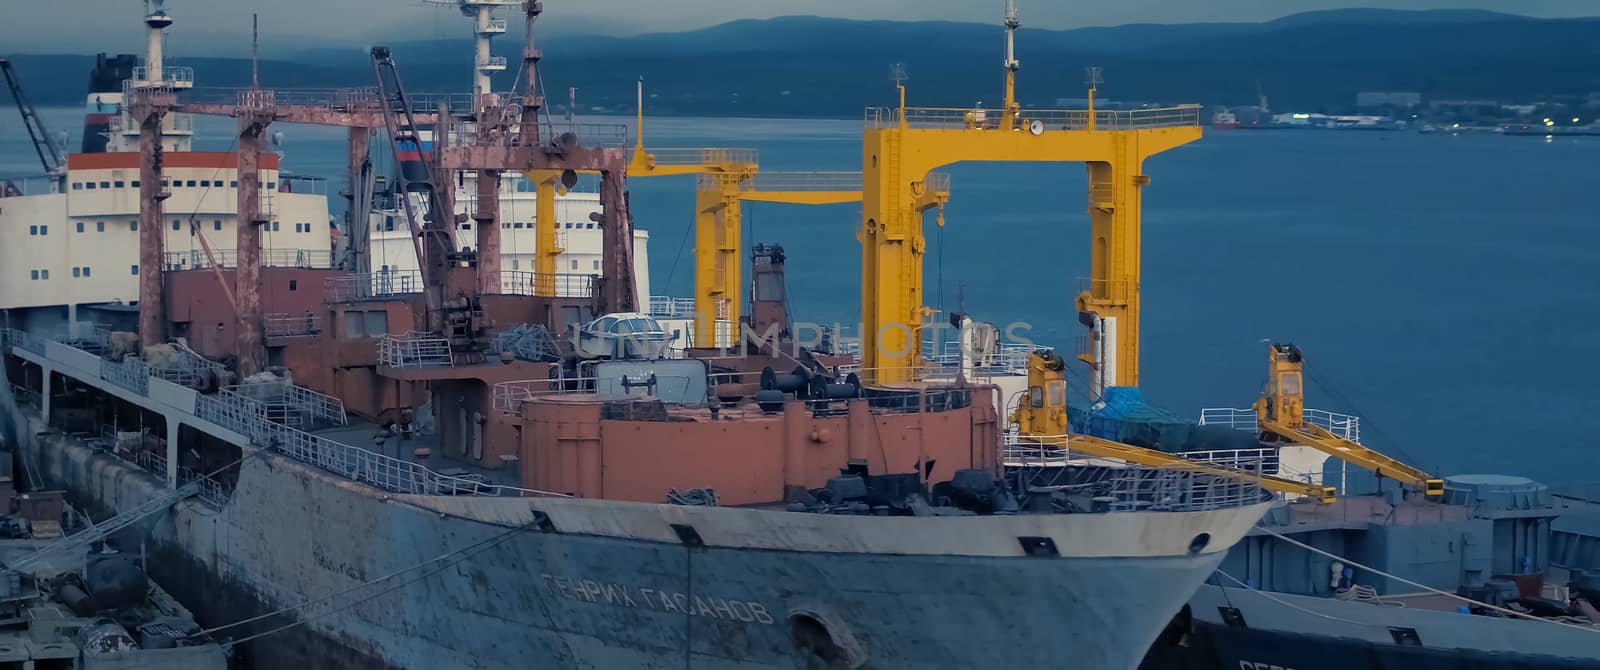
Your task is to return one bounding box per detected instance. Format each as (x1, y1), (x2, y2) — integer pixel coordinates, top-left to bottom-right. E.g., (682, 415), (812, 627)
(0, 153), (332, 313)
(367, 171), (651, 306)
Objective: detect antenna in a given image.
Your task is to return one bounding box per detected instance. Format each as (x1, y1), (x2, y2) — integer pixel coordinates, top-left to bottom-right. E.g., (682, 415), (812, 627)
(1001, 0), (1021, 125)
(891, 63), (909, 122)
(634, 77), (645, 151)
(1085, 66), (1103, 131)
(251, 14), (260, 89)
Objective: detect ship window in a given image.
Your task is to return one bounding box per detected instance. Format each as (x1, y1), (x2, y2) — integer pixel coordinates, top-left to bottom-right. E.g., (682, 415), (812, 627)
(342, 311), (366, 338)
(592, 260), (600, 270)
(28, 225), (36, 235)
(501, 223), (511, 229)
(172, 220), (181, 230)
(214, 220), (222, 231)
(114, 181), (125, 188)
(131, 180), (139, 188)
(96, 221), (105, 232)
(461, 223), (472, 230)
(200, 180), (210, 187)
(288, 280), (298, 291)
(230, 180), (238, 187)
(364, 311), (388, 336)
(72, 183), (82, 190)
(131, 265), (139, 275)
(267, 182), (276, 190)
(272, 222), (280, 231)
(186, 180), (196, 187)
(39, 269), (47, 279)
(570, 259), (578, 270)
(586, 223), (595, 229)
(85, 182), (96, 190)
(513, 222), (524, 229)
(130, 221), (137, 231)
(511, 260), (520, 270)
(100, 181), (110, 189)
(82, 267), (91, 277)
(1046, 381), (1065, 407)
(38, 225), (46, 235)
(30, 270), (38, 280)
(76, 222), (85, 233)
(1029, 386), (1043, 408)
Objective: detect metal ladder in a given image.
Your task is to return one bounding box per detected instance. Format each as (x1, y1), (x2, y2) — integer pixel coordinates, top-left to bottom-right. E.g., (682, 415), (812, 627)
(10, 480), (203, 572)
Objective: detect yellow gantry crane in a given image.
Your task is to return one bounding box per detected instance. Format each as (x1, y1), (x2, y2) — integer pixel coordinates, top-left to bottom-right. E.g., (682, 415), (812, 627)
(691, 170), (950, 346)
(1011, 350), (1339, 503)
(859, 0), (1202, 387)
(1253, 343), (1445, 497)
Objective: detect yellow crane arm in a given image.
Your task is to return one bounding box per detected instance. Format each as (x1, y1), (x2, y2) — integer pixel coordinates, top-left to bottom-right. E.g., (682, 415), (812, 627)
(1060, 434), (1337, 503)
(1257, 416), (1444, 496)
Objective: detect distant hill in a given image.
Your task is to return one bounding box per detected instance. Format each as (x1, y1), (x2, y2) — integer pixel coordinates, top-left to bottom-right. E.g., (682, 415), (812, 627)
(5, 9), (1599, 116)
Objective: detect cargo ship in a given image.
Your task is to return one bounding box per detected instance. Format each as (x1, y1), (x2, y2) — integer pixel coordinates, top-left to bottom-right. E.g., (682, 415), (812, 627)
(0, 2), (1276, 668)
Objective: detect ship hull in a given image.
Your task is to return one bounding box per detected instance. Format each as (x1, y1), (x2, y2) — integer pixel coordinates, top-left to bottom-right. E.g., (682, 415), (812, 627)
(1141, 585), (1600, 670)
(24, 424), (1269, 670)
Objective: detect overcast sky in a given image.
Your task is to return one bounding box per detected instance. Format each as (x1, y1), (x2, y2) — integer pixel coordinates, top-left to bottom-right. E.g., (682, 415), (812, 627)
(2, 0), (1594, 54)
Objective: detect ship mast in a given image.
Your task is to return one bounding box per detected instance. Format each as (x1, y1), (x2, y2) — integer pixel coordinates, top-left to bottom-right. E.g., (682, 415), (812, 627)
(1002, 0), (1020, 126)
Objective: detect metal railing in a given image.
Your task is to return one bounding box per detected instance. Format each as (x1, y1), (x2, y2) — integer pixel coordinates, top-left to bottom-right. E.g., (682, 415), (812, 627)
(1, 176), (64, 197)
(378, 332), (453, 368)
(921, 341), (1041, 377)
(164, 249), (333, 270)
(639, 147), (759, 167)
(264, 313), (322, 338)
(101, 356), (151, 395)
(324, 270), (424, 302)
(648, 296), (697, 319)
(481, 18), (508, 32)
(865, 105), (1202, 131)
(495, 271), (596, 298)
(478, 56), (508, 70)
(493, 374), (704, 415)
(3, 328), (562, 499)
(1199, 408), (1362, 442)
(1003, 434), (1268, 512)
(145, 342), (228, 387)
(132, 66), (194, 87)
(225, 379), (348, 429)
(439, 121), (630, 149)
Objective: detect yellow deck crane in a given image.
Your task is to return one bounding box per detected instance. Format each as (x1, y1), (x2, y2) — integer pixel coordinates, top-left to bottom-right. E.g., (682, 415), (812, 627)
(1011, 350), (1338, 503)
(1252, 343), (1445, 497)
(859, 0), (1203, 386)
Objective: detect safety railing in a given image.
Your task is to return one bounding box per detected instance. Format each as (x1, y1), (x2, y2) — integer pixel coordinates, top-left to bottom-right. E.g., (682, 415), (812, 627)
(865, 105), (1202, 131)
(132, 65), (194, 87)
(264, 313), (322, 338)
(146, 342), (228, 387)
(742, 171), (861, 192)
(481, 18), (508, 33)
(2, 329), (46, 356)
(1198, 407), (1362, 442)
(324, 270), (424, 302)
(438, 121), (630, 149)
(378, 332), (453, 368)
(479, 56), (508, 70)
(164, 249), (334, 270)
(493, 374), (706, 415)
(648, 296), (698, 319)
(278, 175), (328, 195)
(638, 147), (759, 167)
(495, 271), (596, 298)
(0, 176), (65, 197)
(225, 379), (348, 429)
(1002, 434), (1269, 512)
(921, 341), (1041, 377)
(4, 327), (561, 499)
(100, 356), (151, 395)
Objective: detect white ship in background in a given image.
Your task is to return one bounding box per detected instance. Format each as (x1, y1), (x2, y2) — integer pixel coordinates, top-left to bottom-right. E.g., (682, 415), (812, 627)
(0, 0), (645, 338)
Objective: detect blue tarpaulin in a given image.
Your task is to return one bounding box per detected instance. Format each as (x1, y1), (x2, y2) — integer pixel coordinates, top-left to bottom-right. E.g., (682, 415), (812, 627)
(1069, 386), (1259, 453)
